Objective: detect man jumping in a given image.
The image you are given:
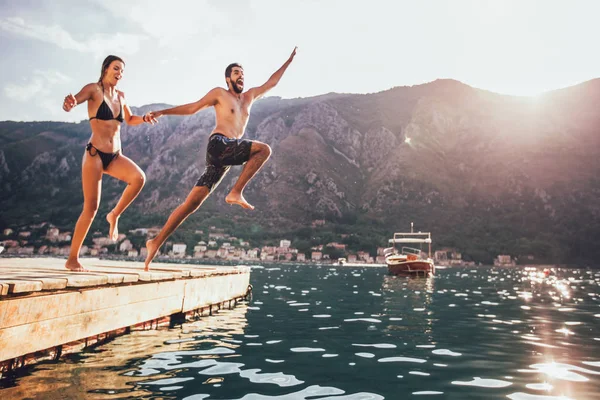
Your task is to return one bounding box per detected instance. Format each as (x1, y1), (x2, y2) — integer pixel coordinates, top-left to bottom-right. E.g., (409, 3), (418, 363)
(143, 47), (297, 270)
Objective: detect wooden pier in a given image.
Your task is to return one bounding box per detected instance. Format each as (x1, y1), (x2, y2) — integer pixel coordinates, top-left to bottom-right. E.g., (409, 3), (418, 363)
(0, 257), (251, 372)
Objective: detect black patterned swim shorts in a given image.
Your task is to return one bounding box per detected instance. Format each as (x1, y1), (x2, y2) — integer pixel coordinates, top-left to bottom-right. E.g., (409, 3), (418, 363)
(195, 133), (253, 191)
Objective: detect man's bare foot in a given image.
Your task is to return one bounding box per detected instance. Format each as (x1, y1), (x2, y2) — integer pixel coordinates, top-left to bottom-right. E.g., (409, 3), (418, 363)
(225, 192), (254, 210)
(65, 259), (88, 272)
(107, 211), (119, 241)
(144, 238), (159, 271)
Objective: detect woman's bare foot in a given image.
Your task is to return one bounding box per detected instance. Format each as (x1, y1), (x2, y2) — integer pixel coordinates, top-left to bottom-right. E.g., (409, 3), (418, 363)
(144, 238), (159, 271)
(65, 258), (88, 272)
(225, 192), (254, 210)
(106, 211), (119, 241)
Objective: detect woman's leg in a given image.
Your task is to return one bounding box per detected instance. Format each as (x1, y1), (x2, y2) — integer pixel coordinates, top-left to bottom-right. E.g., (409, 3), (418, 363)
(104, 154), (146, 241)
(65, 152), (103, 271)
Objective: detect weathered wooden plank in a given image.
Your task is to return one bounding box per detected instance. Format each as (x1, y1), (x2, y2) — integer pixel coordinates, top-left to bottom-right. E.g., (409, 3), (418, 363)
(0, 273), (67, 290)
(0, 283), (10, 296)
(80, 269), (139, 284)
(89, 266), (178, 281)
(0, 279), (43, 294)
(1, 267), (136, 286)
(0, 260), (137, 286)
(82, 258), (223, 278)
(55, 273), (108, 288)
(0, 280), (187, 330)
(0, 260), (103, 287)
(92, 263), (193, 279)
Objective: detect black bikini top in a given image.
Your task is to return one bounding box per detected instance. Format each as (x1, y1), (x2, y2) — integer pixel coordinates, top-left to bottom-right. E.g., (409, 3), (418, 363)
(90, 86), (124, 122)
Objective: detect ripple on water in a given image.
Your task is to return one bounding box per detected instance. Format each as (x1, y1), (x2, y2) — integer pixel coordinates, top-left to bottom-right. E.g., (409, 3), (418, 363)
(378, 357), (427, 364)
(140, 377), (195, 386)
(175, 347), (236, 356)
(290, 347), (326, 352)
(239, 369), (304, 387)
(183, 394), (210, 399)
(198, 362), (245, 375)
(507, 393), (574, 400)
(164, 338), (196, 344)
(520, 362), (600, 382)
(355, 353), (375, 358)
(432, 349), (462, 357)
(353, 343), (397, 349)
(525, 383), (553, 391)
(344, 318), (382, 323)
(582, 361), (600, 367)
(213, 384), (346, 400)
(412, 392), (444, 395)
(451, 377), (512, 388)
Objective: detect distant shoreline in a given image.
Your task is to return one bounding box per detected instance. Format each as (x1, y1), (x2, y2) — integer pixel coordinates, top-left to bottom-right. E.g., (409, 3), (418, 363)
(0, 254), (582, 269)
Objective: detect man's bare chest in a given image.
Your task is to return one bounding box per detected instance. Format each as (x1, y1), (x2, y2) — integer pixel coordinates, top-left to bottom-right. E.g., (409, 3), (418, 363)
(219, 99), (250, 119)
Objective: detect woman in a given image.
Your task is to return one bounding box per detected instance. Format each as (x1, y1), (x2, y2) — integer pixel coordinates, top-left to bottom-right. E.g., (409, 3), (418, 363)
(62, 55), (156, 271)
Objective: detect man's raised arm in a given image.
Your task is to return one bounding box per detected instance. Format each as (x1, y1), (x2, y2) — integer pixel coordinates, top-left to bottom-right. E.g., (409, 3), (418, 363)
(248, 47), (297, 101)
(146, 88), (220, 120)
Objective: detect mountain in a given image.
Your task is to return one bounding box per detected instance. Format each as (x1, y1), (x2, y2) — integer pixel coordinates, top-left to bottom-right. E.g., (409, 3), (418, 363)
(1, 79), (599, 265)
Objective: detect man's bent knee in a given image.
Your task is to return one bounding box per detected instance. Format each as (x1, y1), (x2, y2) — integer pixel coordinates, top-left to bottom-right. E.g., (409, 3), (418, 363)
(254, 142), (272, 158)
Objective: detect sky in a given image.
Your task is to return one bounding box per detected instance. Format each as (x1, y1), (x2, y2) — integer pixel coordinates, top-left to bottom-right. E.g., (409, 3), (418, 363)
(1, 0), (599, 122)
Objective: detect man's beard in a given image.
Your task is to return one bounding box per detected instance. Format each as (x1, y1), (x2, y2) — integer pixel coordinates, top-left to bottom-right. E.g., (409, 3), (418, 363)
(232, 80), (243, 94)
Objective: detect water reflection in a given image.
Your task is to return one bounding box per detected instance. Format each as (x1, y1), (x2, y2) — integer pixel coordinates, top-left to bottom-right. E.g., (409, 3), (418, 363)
(381, 275), (435, 342)
(0, 305), (249, 399)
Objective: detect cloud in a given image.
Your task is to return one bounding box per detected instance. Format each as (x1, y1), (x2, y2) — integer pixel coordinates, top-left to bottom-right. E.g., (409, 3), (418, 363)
(4, 78), (44, 102)
(91, 0), (229, 46)
(4, 70), (71, 102)
(0, 17), (148, 56)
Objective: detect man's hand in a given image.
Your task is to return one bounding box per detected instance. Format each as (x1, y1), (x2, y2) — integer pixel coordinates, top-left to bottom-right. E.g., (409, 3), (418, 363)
(63, 94), (76, 112)
(289, 46), (297, 61)
(143, 111), (160, 124)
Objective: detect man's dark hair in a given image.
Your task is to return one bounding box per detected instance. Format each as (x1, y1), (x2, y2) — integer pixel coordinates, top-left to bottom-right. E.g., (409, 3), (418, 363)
(225, 63), (243, 79)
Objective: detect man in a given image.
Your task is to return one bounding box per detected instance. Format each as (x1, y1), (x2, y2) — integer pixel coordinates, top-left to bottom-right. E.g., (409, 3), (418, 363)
(143, 47), (297, 270)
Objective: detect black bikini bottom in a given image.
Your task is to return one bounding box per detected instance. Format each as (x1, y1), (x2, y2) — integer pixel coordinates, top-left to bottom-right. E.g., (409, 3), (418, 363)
(86, 143), (120, 169)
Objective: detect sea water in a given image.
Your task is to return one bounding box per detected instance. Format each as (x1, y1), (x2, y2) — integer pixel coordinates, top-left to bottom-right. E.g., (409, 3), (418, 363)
(1, 265), (599, 399)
